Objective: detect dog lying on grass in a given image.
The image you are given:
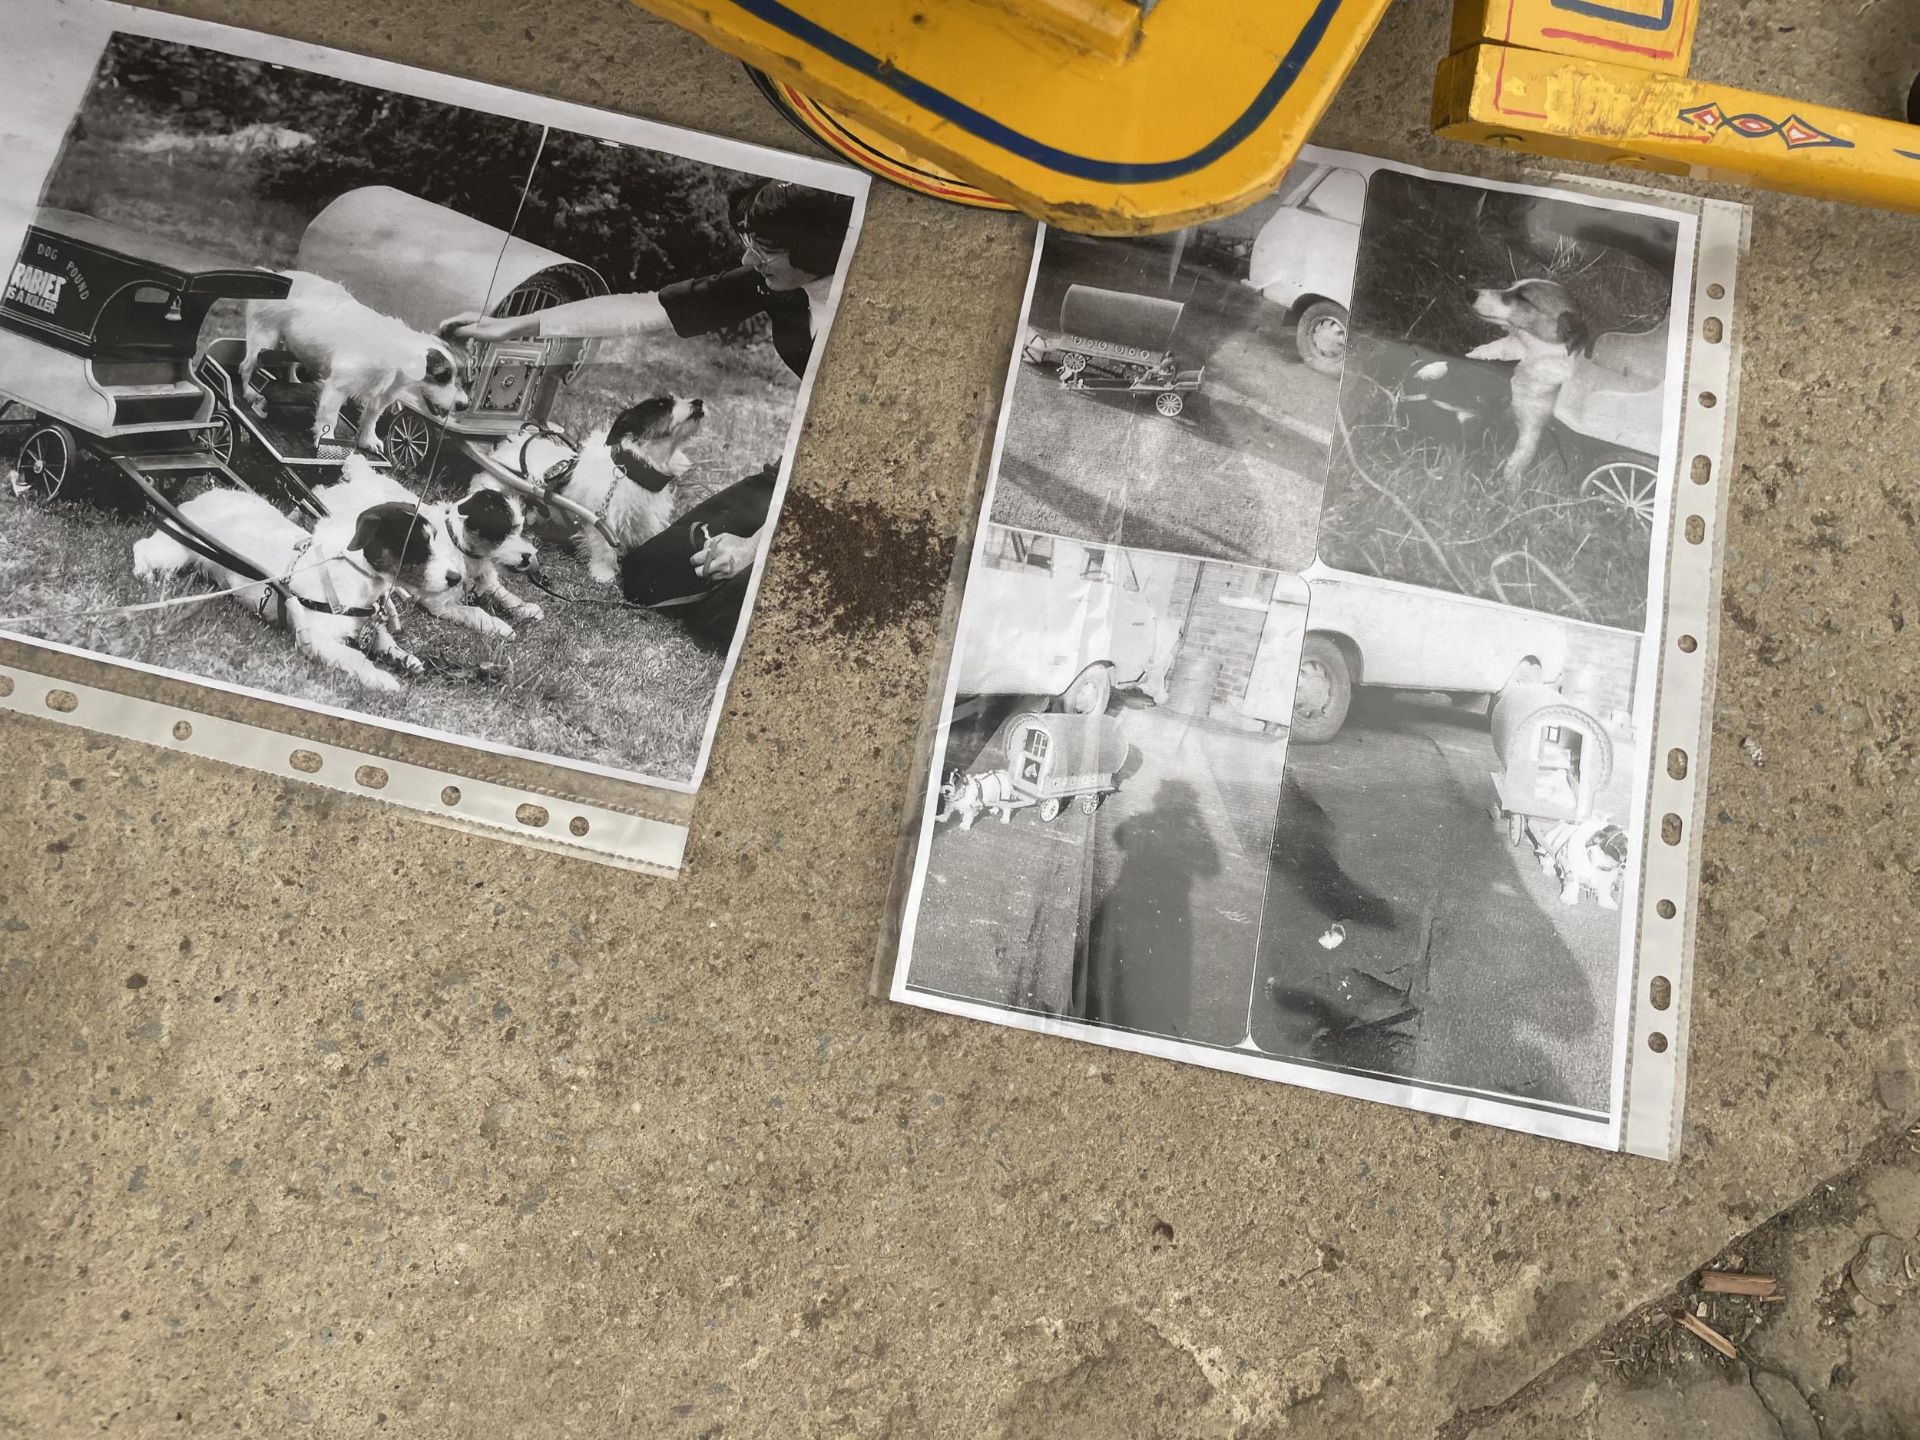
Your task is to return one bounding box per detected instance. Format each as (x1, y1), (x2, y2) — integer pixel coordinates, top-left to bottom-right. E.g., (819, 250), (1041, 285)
(243, 271), (470, 453)
(311, 455), (543, 636)
(131, 488), (466, 693)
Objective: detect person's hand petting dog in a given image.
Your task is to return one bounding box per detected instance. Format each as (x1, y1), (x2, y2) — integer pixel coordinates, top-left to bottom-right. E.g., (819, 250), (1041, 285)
(692, 529), (758, 582)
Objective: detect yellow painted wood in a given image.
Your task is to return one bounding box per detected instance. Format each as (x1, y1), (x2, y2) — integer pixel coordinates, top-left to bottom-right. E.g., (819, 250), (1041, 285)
(1449, 0), (1698, 77)
(1435, 42), (1920, 214)
(630, 0), (1393, 234)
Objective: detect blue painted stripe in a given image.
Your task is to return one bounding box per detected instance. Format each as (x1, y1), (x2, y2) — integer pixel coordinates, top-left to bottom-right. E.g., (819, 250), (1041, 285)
(728, 0), (1346, 184)
(1899, 149), (1920, 161)
(1550, 0), (1675, 30)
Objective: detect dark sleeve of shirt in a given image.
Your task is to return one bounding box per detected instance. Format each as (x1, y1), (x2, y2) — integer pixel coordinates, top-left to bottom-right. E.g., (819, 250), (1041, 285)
(656, 267), (774, 339)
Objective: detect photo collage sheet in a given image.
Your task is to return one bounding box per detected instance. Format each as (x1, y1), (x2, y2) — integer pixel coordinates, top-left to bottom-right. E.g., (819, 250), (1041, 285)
(890, 147), (1730, 1152)
(0, 0), (868, 874)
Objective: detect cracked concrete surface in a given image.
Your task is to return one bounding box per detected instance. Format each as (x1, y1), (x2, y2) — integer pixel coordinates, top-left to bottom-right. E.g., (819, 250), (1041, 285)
(2, 0), (1918, 1436)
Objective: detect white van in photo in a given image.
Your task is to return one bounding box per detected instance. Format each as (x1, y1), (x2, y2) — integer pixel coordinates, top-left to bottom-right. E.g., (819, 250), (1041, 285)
(1245, 158), (1372, 377)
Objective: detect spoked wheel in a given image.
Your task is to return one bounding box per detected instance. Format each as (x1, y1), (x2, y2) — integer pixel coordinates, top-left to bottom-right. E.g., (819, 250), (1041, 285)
(203, 412), (237, 469)
(1038, 797), (1062, 823)
(1058, 351), (1088, 379)
(382, 408), (435, 480)
(1581, 456), (1659, 528)
(1154, 391), (1185, 417)
(14, 422), (76, 501)
(1077, 792), (1102, 817)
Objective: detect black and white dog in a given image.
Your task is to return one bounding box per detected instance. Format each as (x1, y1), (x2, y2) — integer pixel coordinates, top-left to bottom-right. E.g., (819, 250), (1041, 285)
(131, 488), (465, 692)
(311, 455), (543, 634)
(493, 397), (706, 585)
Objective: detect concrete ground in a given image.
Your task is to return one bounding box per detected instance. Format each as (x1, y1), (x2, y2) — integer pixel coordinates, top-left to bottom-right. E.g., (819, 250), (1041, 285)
(3, 2), (1919, 1438)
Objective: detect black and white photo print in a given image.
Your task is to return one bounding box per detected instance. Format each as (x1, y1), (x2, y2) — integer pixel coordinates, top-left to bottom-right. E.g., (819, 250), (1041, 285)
(903, 526), (1304, 1048)
(891, 149), (1733, 1155)
(0, 0), (864, 819)
(985, 156), (1366, 571)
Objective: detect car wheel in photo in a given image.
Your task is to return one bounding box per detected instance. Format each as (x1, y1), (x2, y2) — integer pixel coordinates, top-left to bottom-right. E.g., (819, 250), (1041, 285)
(1581, 454), (1659, 529)
(382, 408), (435, 480)
(1059, 662), (1113, 716)
(1154, 391), (1184, 417)
(1291, 635), (1353, 743)
(15, 421), (77, 502)
(1294, 299), (1349, 377)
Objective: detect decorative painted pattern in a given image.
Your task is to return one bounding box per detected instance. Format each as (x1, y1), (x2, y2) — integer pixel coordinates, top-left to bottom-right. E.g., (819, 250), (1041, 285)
(1678, 102), (1854, 150)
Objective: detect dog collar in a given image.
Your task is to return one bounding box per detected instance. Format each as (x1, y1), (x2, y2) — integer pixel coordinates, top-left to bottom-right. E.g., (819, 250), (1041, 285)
(443, 513), (484, 561)
(610, 452), (677, 494)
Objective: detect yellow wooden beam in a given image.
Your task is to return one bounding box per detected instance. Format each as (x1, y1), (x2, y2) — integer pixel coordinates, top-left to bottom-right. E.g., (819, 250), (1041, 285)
(1435, 41), (1920, 214)
(1449, 0), (1699, 76)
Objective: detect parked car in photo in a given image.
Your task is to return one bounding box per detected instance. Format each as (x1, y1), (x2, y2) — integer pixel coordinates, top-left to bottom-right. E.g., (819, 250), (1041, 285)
(1281, 561), (1577, 743)
(1245, 160), (1370, 376)
(956, 530), (1180, 713)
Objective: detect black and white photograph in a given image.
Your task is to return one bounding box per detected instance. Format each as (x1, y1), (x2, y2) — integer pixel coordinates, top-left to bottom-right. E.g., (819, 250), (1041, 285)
(0, 8), (864, 791)
(893, 153), (1709, 1150)
(902, 525), (1304, 1046)
(985, 154), (1369, 571)
(1317, 167), (1687, 631)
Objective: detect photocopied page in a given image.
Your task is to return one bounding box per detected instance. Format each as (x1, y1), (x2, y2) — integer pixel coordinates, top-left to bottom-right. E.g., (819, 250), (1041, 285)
(884, 147), (1743, 1156)
(0, 0), (868, 876)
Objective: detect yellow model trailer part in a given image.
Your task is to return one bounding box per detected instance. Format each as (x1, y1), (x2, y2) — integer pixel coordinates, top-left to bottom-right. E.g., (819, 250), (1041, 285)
(629, 0), (1394, 234)
(1448, 0), (1699, 77)
(1436, 41), (1920, 215)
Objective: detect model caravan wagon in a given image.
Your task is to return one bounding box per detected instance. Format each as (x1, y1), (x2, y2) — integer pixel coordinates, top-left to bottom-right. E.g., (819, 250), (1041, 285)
(2, 208), (291, 501)
(0, 208), (321, 529)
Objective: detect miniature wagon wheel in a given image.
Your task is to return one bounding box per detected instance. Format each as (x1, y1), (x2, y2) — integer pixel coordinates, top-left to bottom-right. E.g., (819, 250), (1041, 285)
(1154, 391), (1185, 417)
(1581, 454), (1659, 528)
(14, 422), (76, 502)
(1057, 351), (1088, 378)
(203, 412), (237, 469)
(1077, 792), (1102, 816)
(382, 408), (435, 481)
(1038, 797), (1062, 822)
(1507, 810), (1526, 847)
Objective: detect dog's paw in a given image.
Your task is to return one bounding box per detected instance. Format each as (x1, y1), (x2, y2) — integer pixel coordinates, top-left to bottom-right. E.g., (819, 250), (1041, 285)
(360, 669), (404, 694)
(395, 652), (427, 677)
(588, 562), (619, 586)
(510, 600), (544, 623)
(474, 612), (514, 640)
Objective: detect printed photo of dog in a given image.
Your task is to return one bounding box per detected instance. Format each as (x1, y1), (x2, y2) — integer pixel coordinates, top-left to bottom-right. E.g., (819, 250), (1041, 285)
(131, 487), (466, 692)
(243, 270), (471, 451)
(492, 396), (706, 585)
(1465, 279), (1595, 485)
(310, 454), (544, 636)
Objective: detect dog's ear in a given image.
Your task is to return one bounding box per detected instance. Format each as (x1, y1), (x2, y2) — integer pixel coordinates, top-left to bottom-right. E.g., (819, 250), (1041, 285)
(349, 506), (389, 556)
(1556, 306), (1595, 357)
(457, 488), (516, 546)
(350, 502), (431, 572)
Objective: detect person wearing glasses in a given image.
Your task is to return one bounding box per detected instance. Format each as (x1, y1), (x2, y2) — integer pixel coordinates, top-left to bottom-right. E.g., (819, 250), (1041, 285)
(443, 180), (853, 648)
